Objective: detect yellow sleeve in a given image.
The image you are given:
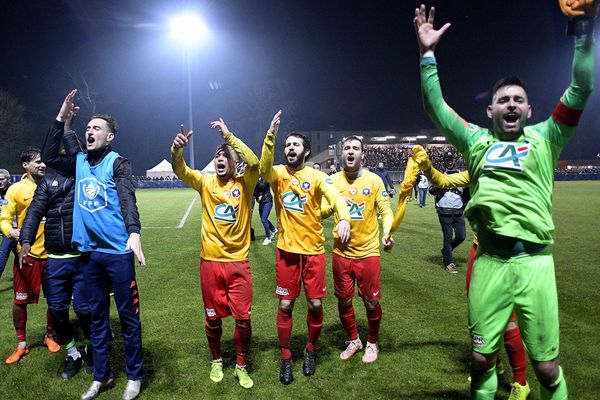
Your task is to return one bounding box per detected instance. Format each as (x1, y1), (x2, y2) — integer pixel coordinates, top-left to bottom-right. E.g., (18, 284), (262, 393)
(259, 130), (279, 184)
(171, 146), (204, 191)
(320, 200), (333, 220)
(375, 179), (393, 235)
(425, 168), (470, 189)
(0, 187), (16, 237)
(320, 177), (351, 222)
(389, 157), (420, 234)
(224, 131), (259, 191)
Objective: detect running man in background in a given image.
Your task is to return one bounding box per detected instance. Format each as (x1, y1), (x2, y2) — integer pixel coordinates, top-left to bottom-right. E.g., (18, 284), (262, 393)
(172, 118), (258, 389)
(414, 3), (596, 398)
(321, 136), (393, 364)
(260, 110), (351, 385)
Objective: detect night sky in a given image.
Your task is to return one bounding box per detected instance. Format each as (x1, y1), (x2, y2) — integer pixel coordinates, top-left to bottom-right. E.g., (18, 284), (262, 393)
(1, 0), (599, 174)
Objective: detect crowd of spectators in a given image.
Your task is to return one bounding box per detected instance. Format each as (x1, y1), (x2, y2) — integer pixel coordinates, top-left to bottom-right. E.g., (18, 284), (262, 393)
(363, 144), (465, 171)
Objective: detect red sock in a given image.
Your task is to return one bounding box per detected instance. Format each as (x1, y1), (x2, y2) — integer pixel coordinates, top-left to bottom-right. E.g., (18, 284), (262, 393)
(306, 307), (323, 353)
(338, 303), (358, 341)
(277, 307), (293, 359)
(13, 304), (27, 343)
(205, 318), (222, 361)
(366, 303), (382, 343)
(46, 308), (54, 336)
(234, 319), (251, 367)
(504, 325), (527, 385)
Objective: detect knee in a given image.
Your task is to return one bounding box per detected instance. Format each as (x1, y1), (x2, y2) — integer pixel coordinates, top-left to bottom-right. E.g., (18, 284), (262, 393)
(471, 351), (497, 374)
(307, 299), (322, 312)
(363, 298), (379, 311)
(206, 318), (222, 328)
(235, 319), (251, 330)
(338, 297), (352, 308)
(533, 359), (560, 386)
(279, 300), (294, 313)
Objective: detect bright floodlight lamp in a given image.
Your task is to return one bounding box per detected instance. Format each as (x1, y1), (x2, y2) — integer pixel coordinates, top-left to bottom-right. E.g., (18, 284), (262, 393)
(168, 13), (209, 46)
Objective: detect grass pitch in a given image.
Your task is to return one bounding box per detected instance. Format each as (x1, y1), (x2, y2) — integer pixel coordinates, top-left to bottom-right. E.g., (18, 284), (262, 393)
(0, 181), (598, 399)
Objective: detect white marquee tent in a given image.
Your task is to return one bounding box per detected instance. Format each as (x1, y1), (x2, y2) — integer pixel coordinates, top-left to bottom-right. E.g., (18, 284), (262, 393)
(145, 159), (176, 179)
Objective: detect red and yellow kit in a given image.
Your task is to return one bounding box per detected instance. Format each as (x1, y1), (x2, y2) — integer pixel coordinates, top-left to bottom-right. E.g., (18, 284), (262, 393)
(260, 130), (351, 255)
(0, 177), (46, 259)
(324, 170), (392, 258)
(171, 131), (259, 262)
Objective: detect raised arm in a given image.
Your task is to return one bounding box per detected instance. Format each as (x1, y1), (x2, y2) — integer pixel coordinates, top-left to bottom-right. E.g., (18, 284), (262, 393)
(42, 90), (80, 176)
(171, 127), (205, 192)
(412, 145), (470, 189)
(414, 5), (477, 153)
(259, 110), (282, 183)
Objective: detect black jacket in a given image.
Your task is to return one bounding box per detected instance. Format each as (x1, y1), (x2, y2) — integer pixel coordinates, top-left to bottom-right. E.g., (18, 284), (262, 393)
(20, 125), (82, 253)
(429, 168), (470, 215)
(253, 178), (273, 204)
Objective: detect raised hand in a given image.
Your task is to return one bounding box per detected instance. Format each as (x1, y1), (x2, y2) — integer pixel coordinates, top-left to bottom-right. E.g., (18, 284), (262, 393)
(414, 4), (451, 55)
(173, 124), (193, 148)
(57, 89), (80, 123)
(210, 118), (230, 138)
(411, 145), (432, 171)
(270, 110), (282, 136)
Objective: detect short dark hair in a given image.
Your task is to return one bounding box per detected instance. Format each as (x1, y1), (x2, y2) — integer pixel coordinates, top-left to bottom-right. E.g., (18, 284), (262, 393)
(21, 148), (41, 164)
(342, 135), (364, 151)
(89, 114), (118, 134)
(492, 76), (527, 97)
(214, 143), (239, 163)
(285, 133), (311, 162)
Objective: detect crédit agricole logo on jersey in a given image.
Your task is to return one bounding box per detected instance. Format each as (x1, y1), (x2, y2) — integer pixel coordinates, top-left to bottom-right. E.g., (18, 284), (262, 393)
(78, 178), (108, 212)
(214, 203), (239, 223)
(483, 142), (531, 172)
(344, 197), (365, 220)
(281, 191), (308, 213)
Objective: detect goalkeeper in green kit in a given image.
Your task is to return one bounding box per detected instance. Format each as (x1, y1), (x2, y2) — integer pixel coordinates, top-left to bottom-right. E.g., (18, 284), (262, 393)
(413, 2), (596, 399)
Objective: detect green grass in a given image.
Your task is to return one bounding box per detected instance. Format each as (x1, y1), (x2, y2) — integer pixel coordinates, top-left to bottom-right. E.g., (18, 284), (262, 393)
(0, 181), (599, 399)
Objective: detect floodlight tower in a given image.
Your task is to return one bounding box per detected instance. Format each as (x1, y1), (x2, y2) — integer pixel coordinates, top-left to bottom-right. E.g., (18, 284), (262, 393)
(169, 13), (209, 169)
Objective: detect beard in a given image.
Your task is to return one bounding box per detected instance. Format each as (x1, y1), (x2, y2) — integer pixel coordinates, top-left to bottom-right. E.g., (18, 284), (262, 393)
(286, 154), (304, 169)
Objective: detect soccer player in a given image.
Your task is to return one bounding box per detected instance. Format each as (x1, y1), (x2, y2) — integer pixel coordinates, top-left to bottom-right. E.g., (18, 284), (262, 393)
(0, 148), (60, 363)
(414, 4), (595, 398)
(44, 90), (146, 400)
(171, 118), (258, 389)
(0, 168), (17, 279)
(19, 93), (92, 380)
(260, 110), (351, 385)
(412, 145), (530, 399)
(321, 136), (394, 363)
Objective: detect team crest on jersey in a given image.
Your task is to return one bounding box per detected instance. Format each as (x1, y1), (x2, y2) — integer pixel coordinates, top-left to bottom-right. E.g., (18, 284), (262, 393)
(472, 334), (486, 348)
(78, 178), (108, 213)
(281, 191), (308, 213)
(214, 203), (239, 223)
(483, 142), (530, 172)
(223, 191), (231, 199)
(362, 188), (371, 196)
(301, 181), (311, 191)
(347, 200), (366, 220)
(349, 187), (357, 196)
(231, 188), (241, 198)
(325, 178), (333, 185)
(291, 177), (300, 186)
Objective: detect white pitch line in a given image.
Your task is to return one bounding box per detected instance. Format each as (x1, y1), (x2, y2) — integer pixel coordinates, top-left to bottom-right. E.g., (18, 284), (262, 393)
(178, 193), (199, 228)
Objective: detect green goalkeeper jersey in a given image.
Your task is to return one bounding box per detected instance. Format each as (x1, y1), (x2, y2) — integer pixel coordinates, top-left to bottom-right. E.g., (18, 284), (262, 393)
(420, 35), (595, 245)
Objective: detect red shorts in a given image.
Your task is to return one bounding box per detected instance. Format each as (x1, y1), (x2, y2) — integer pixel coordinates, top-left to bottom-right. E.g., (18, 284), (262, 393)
(13, 256), (46, 305)
(275, 249), (327, 300)
(200, 259), (252, 320)
(332, 253), (381, 301)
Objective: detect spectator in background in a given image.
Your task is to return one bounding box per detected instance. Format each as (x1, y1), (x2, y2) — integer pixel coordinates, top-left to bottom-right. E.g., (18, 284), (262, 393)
(0, 168), (17, 279)
(374, 162), (395, 198)
(253, 176), (278, 245)
(417, 172), (429, 207)
(312, 162), (321, 172)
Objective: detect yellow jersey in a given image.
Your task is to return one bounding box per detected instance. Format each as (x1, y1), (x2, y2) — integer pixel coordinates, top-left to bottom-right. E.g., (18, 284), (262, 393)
(324, 170), (392, 258)
(260, 130), (351, 255)
(0, 177), (46, 259)
(171, 131), (259, 261)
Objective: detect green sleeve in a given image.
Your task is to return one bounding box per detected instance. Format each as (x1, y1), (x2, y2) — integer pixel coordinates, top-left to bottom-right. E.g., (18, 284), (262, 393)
(421, 58), (485, 153)
(561, 34), (595, 110)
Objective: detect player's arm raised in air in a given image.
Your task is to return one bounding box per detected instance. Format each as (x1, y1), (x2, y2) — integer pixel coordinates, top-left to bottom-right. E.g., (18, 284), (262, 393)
(42, 90), (80, 177)
(171, 126), (205, 192)
(543, 9), (596, 146)
(259, 110), (282, 184)
(412, 145), (470, 189)
(414, 5), (476, 153)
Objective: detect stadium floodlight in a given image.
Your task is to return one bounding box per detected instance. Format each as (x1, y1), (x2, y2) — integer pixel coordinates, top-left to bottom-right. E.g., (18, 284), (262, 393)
(168, 12), (210, 169)
(168, 13), (209, 46)
(416, 135), (428, 139)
